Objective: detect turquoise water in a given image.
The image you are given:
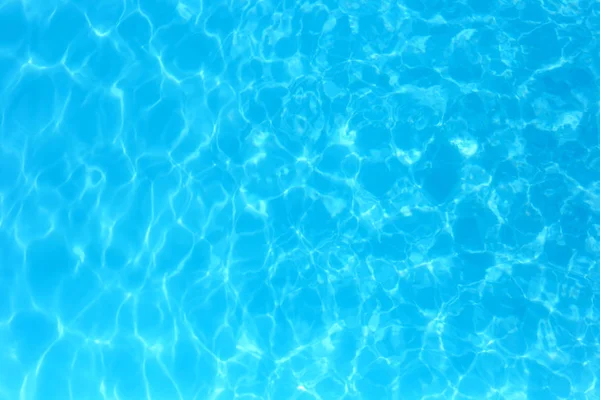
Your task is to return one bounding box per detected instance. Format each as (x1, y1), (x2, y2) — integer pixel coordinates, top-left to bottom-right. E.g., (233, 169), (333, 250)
(1, 0), (599, 399)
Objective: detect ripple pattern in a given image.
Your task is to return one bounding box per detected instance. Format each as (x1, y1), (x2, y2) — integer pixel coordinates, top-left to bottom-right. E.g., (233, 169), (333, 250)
(1, 0), (600, 399)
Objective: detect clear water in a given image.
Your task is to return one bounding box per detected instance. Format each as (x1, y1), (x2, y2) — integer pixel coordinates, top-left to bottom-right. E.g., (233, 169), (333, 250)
(1, 0), (599, 399)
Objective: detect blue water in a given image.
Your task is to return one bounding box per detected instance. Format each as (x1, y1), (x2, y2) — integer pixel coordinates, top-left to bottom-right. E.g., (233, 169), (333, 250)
(1, 0), (599, 399)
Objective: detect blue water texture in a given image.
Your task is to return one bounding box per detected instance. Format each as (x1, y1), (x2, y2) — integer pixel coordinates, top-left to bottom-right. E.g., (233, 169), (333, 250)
(1, 0), (599, 399)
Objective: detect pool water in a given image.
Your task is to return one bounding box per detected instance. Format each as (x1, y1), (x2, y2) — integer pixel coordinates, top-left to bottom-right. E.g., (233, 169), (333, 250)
(1, 0), (599, 399)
